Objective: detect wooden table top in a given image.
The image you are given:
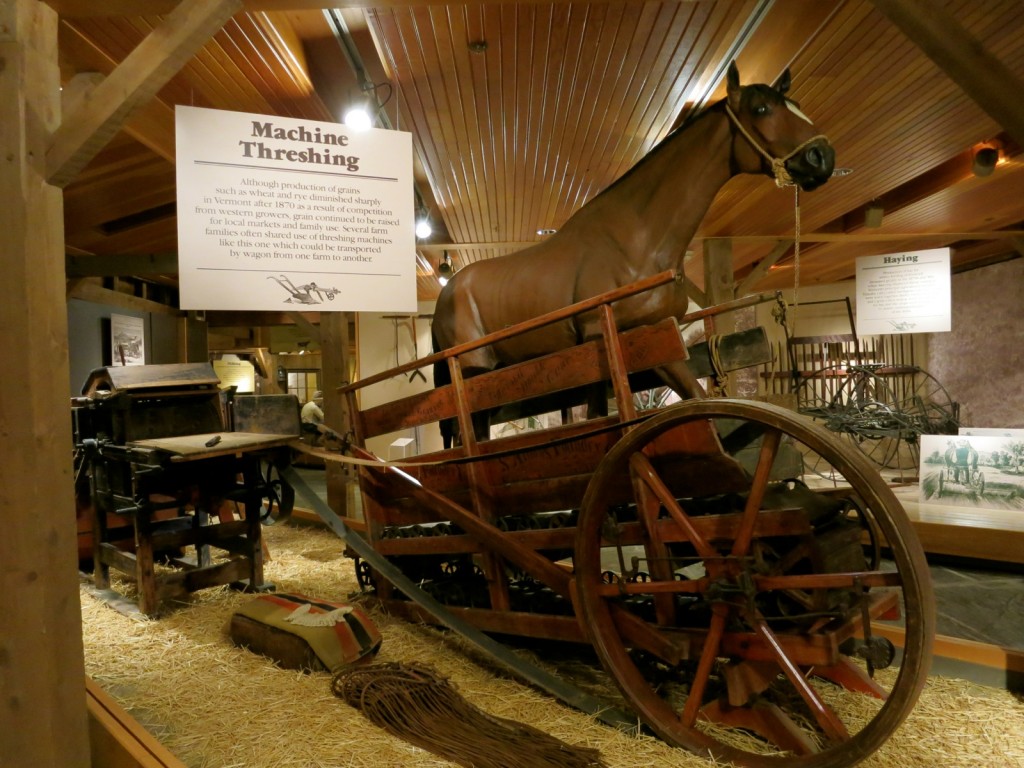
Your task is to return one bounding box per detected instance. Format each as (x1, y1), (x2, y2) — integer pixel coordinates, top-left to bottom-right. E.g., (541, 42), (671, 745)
(128, 432), (297, 462)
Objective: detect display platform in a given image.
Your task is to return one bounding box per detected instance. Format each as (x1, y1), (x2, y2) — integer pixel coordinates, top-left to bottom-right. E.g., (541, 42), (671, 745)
(891, 482), (1024, 565)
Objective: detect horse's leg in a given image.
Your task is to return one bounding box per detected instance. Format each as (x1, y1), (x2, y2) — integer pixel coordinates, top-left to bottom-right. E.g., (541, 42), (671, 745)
(432, 355), (458, 449)
(585, 382), (609, 419)
(654, 360), (707, 401)
(472, 410), (491, 443)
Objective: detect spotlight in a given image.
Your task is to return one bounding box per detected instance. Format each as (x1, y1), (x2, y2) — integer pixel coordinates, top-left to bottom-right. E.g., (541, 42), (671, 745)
(343, 104), (372, 131)
(437, 252), (454, 286)
(415, 218), (432, 239)
(972, 146), (999, 178)
(864, 201), (884, 228)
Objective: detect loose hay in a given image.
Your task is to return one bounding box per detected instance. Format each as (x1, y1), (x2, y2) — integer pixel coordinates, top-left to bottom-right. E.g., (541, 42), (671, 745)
(81, 523), (1024, 768)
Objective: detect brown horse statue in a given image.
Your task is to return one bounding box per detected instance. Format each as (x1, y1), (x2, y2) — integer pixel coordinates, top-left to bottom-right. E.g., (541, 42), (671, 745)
(433, 63), (835, 446)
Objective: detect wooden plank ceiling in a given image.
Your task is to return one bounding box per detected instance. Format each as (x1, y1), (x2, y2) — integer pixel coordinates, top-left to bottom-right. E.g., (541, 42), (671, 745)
(54, 0), (1024, 309)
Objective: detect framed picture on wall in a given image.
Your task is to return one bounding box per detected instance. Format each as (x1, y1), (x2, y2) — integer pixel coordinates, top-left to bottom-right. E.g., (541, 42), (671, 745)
(919, 434), (1024, 511)
(110, 313), (145, 366)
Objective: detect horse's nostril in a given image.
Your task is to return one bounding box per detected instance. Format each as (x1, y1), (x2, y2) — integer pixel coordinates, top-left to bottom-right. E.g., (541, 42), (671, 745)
(806, 147), (823, 168)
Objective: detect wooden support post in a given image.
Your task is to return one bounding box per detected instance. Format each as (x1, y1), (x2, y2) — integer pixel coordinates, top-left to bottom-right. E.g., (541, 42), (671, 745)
(0, 2), (90, 765)
(704, 238), (738, 396)
(320, 312), (351, 517)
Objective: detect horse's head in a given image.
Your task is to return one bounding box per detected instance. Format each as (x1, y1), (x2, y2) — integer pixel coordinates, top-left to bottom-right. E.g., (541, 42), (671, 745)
(725, 63), (835, 191)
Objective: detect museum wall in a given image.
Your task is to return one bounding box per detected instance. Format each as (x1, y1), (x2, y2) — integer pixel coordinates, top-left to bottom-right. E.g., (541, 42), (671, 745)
(356, 303), (440, 458)
(925, 258), (1024, 429)
(66, 299), (179, 396)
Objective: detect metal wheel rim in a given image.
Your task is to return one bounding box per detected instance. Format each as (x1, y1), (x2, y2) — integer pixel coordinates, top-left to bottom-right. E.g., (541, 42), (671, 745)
(260, 461), (295, 525)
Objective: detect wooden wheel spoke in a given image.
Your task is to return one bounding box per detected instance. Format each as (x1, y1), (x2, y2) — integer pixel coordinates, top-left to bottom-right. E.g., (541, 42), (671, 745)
(629, 452), (717, 559)
(731, 429), (782, 557)
(754, 570), (901, 592)
(682, 605), (727, 727)
(594, 576), (708, 597)
(753, 614), (850, 743)
(609, 604), (689, 666)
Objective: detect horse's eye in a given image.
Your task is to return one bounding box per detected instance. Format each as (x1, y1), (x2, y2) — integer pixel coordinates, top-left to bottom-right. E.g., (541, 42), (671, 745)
(752, 104), (770, 117)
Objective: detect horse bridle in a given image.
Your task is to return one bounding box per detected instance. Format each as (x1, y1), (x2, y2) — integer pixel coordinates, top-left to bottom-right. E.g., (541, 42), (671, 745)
(724, 103), (828, 188)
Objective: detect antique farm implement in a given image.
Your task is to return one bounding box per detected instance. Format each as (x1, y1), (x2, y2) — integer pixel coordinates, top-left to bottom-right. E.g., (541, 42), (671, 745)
(74, 365), (300, 615)
(305, 271), (935, 768)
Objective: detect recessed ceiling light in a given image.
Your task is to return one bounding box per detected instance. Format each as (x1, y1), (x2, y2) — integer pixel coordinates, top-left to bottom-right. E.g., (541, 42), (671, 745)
(831, 167), (853, 177)
(537, 228), (557, 236)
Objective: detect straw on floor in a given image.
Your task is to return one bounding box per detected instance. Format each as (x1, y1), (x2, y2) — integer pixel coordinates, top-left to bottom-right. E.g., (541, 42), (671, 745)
(80, 522), (1024, 768)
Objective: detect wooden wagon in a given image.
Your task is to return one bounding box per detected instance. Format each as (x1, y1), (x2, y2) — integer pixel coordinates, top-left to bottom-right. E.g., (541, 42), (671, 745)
(299, 271), (935, 768)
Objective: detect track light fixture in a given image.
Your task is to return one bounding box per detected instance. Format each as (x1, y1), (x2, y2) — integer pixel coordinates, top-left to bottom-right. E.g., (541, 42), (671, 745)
(343, 103), (373, 131)
(972, 146), (1000, 178)
(437, 252), (454, 286)
(864, 200), (884, 228)
(342, 82), (392, 132)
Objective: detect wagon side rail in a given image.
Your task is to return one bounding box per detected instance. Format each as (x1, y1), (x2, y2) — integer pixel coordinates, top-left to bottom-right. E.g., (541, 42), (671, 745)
(341, 272), (778, 398)
(342, 271), (776, 612)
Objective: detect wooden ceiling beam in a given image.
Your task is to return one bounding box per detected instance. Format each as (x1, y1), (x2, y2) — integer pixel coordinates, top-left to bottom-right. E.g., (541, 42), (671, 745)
(736, 239), (793, 297)
(288, 311), (322, 345)
(58, 21), (177, 162)
(870, 0), (1024, 147)
(824, 132), (1018, 234)
(67, 279), (182, 316)
(45, 1), (662, 18)
(703, 230), (1024, 244)
(66, 252), (177, 276)
(46, 0), (241, 188)
(206, 310), (323, 327)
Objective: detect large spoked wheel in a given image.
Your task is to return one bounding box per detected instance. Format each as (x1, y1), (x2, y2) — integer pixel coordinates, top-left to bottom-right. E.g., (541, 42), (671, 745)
(259, 460), (295, 525)
(574, 399), (934, 768)
(886, 366), (959, 437)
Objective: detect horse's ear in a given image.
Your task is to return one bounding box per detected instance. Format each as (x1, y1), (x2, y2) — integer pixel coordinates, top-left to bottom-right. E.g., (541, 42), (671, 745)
(727, 61), (741, 110)
(775, 68), (792, 96)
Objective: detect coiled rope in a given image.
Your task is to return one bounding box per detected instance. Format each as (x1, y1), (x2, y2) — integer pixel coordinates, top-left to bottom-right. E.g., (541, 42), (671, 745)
(332, 662), (607, 768)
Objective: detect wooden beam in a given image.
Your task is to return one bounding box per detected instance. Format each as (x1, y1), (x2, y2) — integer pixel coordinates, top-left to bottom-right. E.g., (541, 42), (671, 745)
(736, 239), (792, 296)
(418, 241), (535, 253)
(205, 309), (325, 327)
(45, 1), (512, 17)
(46, 0), (241, 188)
(320, 313), (352, 518)
(60, 71), (105, 115)
(703, 238), (736, 341)
(58, 22), (177, 162)
(0, 2), (90, 765)
(417, 231), (1024, 262)
(704, 230), (1024, 244)
(86, 677), (187, 768)
(68, 280), (183, 316)
(66, 252), (177, 276)
(288, 311), (322, 345)
(681, 273), (706, 309)
(870, 0), (1024, 146)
